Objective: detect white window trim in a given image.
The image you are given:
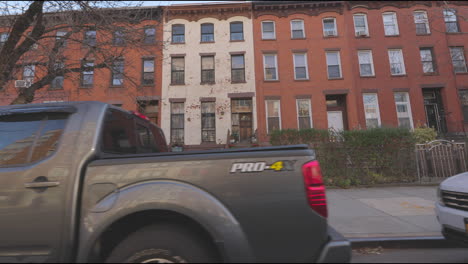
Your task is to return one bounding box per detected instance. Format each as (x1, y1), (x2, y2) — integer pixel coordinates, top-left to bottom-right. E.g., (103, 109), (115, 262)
(353, 13), (369, 36)
(261, 20), (276, 40)
(263, 54), (279, 81)
(382, 12), (399, 36)
(358, 50), (375, 77)
(290, 19), (305, 39)
(326, 51), (343, 79)
(414, 10), (431, 34)
(266, 100), (282, 133)
(322, 17), (338, 36)
(394, 92), (414, 130)
(388, 49), (406, 75)
(293, 53), (309, 80)
(363, 93), (382, 128)
(296, 99), (313, 129)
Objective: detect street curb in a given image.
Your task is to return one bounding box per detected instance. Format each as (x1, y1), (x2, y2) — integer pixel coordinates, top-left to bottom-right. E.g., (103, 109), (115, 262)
(350, 236), (465, 249)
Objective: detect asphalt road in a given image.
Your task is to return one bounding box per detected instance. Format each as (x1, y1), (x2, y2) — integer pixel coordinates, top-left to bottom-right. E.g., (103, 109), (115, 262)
(352, 247), (468, 263)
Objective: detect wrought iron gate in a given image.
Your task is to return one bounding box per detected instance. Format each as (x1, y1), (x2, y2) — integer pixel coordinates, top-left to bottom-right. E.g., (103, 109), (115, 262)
(416, 140), (468, 183)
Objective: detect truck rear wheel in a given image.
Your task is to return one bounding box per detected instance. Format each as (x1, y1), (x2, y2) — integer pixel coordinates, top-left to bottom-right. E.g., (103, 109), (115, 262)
(105, 224), (219, 263)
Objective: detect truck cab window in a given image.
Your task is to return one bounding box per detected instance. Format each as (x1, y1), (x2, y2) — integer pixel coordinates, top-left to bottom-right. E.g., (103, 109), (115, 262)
(137, 123), (158, 153)
(101, 110), (138, 154)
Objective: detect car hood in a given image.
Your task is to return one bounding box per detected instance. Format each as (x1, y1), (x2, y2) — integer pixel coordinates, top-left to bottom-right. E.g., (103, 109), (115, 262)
(441, 172), (468, 193)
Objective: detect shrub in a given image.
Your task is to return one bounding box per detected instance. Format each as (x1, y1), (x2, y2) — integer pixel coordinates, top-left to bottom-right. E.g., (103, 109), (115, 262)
(413, 126), (437, 144)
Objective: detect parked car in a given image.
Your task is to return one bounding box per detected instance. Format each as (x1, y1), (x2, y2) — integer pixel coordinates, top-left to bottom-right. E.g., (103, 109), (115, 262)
(0, 101), (351, 263)
(436, 171), (468, 246)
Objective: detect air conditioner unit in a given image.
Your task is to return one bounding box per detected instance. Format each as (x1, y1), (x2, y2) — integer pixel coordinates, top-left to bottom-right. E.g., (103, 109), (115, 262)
(356, 31), (368, 37)
(325, 30), (336, 36)
(15, 80), (31, 88)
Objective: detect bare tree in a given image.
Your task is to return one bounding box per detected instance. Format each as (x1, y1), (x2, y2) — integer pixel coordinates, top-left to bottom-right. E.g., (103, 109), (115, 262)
(0, 0), (164, 105)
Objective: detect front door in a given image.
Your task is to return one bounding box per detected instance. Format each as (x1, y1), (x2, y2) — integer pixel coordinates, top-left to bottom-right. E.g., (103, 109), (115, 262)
(327, 111), (344, 131)
(425, 104), (441, 132)
(0, 112), (71, 262)
(239, 113), (252, 142)
(423, 90), (447, 134)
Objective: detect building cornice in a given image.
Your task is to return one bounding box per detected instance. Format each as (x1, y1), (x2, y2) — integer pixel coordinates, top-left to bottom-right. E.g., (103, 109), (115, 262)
(164, 3), (252, 22)
(253, 1), (344, 18)
(346, 1), (432, 10)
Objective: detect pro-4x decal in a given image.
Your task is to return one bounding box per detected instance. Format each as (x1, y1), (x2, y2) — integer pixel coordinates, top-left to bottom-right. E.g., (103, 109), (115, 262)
(230, 161), (296, 173)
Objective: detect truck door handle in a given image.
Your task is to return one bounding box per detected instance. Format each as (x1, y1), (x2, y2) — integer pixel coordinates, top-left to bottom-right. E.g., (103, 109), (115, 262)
(25, 177), (60, 189)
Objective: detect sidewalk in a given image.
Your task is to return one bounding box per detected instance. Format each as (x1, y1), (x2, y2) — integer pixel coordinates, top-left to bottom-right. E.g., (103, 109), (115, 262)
(327, 186), (442, 239)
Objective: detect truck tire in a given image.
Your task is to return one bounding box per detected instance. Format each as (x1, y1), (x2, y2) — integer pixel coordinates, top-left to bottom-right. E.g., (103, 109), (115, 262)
(105, 224), (219, 263)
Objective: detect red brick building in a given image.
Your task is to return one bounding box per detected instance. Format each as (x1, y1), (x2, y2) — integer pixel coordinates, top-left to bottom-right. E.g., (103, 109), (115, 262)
(252, 1), (468, 144)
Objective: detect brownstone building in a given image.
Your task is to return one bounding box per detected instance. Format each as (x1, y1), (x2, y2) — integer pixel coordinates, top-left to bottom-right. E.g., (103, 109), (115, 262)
(252, 1), (468, 144)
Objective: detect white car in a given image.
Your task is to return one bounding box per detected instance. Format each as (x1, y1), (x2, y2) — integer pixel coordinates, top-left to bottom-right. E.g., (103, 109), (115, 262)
(436, 171), (468, 246)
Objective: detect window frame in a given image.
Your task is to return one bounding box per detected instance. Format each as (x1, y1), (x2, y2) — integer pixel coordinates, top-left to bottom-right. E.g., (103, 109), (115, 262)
(170, 102), (185, 144)
(261, 21), (276, 40)
(80, 60), (94, 87)
(444, 9), (459, 33)
(263, 54), (279, 81)
(358, 50), (375, 77)
(143, 27), (156, 44)
(322, 17), (338, 37)
(201, 55), (215, 84)
(388, 49), (406, 76)
(200, 23), (215, 43)
(382, 12), (399, 36)
(55, 31), (67, 48)
(201, 101), (216, 143)
(362, 93), (382, 129)
(113, 29), (125, 46)
(293, 53), (309, 80)
(231, 54), (245, 83)
(413, 10), (430, 35)
(0, 32), (8, 47)
(326, 51), (342, 79)
(230, 21), (244, 41)
(50, 62), (64, 90)
(458, 90), (468, 123)
(353, 13), (369, 36)
(265, 99), (282, 134)
(296, 98), (313, 129)
(419, 47), (437, 74)
(83, 28), (96, 47)
(172, 24), (185, 44)
(290, 19), (305, 39)
(111, 59), (125, 87)
(394, 92), (414, 130)
(171, 56), (185, 85)
(142, 58), (155, 86)
(449, 47), (468, 73)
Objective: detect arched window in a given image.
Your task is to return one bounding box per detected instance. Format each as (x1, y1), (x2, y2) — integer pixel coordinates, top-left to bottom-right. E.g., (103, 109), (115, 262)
(290, 19), (305, 39)
(172, 24), (185, 43)
(322, 17), (337, 36)
(201, 23), (214, 42)
(382, 12), (399, 36)
(353, 13), (369, 36)
(261, 20), (275, 39)
(230, 21), (244, 41)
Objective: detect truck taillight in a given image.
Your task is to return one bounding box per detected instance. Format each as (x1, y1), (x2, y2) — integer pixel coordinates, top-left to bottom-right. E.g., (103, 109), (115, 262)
(302, 161), (328, 218)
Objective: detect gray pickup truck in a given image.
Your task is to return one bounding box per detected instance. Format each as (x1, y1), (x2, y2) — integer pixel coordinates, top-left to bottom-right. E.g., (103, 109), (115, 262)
(0, 101), (350, 263)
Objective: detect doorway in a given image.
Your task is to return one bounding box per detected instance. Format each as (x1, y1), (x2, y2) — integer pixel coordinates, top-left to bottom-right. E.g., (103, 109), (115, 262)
(326, 94), (348, 131)
(423, 89), (446, 134)
(231, 98), (253, 143)
(239, 113), (253, 142)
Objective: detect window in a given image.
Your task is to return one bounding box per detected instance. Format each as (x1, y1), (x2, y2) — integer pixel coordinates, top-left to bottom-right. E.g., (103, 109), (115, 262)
(262, 21), (276, 39)
(293, 53), (308, 80)
(171, 102), (184, 144)
(201, 102), (216, 142)
(263, 54), (278, 80)
(201, 23), (214, 42)
(201, 56), (215, 83)
(171, 57), (185, 84)
(0, 32), (8, 47)
(81, 60), (94, 87)
(142, 58), (155, 85)
(231, 54), (245, 83)
(382, 12), (399, 36)
(420, 48), (436, 74)
(297, 99), (312, 129)
(363, 94), (381, 128)
(326, 51), (342, 79)
(388, 49), (406, 75)
(444, 9), (459, 33)
(266, 100), (281, 133)
(230, 22), (244, 41)
(323, 18), (337, 36)
(449, 47), (467, 73)
(136, 124), (157, 153)
(55, 31), (67, 47)
(414, 11), (430, 35)
(291, 20), (305, 39)
(23, 65), (35, 83)
(50, 62), (64, 90)
(358, 50), (375, 77)
(353, 14), (369, 36)
(0, 112), (68, 167)
(101, 110), (138, 154)
(172, 24), (185, 43)
(144, 27), (156, 44)
(394, 92), (413, 129)
(111, 59), (124, 86)
(113, 29), (125, 46)
(84, 28), (96, 46)
(137, 100), (159, 124)
(458, 90), (468, 123)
